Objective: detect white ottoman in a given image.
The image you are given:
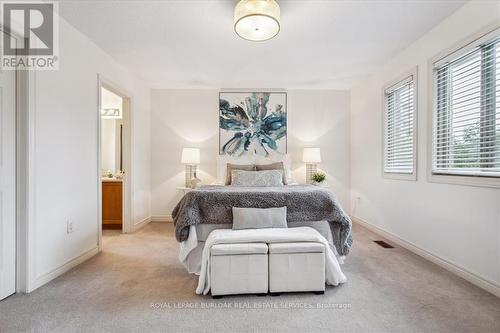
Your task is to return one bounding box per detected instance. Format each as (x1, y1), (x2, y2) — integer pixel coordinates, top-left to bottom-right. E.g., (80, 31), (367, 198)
(210, 243), (268, 297)
(269, 242), (325, 294)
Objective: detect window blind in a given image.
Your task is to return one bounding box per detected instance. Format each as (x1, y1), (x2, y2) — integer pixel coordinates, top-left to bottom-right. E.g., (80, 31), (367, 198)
(432, 35), (500, 177)
(384, 76), (416, 174)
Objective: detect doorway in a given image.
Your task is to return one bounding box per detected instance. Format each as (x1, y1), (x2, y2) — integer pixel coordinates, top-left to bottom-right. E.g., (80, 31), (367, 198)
(100, 86), (124, 231)
(98, 78), (132, 249)
(0, 31), (17, 300)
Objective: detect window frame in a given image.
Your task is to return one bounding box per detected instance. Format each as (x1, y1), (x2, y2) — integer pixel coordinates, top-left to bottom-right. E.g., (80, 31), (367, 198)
(427, 24), (500, 188)
(382, 67), (418, 181)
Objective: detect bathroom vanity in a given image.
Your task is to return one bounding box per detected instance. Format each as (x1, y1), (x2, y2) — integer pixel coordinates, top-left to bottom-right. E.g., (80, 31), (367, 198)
(102, 179), (122, 229)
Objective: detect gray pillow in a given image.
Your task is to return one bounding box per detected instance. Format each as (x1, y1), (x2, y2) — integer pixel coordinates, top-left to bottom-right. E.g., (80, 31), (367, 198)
(231, 170), (284, 187)
(225, 163), (255, 185)
(232, 207), (288, 230)
(255, 162), (287, 185)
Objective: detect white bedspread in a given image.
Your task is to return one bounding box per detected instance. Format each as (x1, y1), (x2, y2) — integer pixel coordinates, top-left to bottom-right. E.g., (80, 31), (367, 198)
(196, 227), (347, 295)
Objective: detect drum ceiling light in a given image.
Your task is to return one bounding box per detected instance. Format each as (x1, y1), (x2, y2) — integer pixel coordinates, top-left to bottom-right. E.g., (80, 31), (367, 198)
(234, 0), (280, 41)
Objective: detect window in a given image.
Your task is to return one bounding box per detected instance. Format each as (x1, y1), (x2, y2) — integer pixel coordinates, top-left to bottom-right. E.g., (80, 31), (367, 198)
(383, 72), (417, 179)
(432, 30), (500, 180)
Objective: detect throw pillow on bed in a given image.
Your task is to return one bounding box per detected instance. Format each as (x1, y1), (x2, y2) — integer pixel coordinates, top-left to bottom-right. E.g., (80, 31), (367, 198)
(231, 169), (284, 187)
(255, 161), (288, 185)
(232, 207), (288, 230)
(225, 163), (256, 185)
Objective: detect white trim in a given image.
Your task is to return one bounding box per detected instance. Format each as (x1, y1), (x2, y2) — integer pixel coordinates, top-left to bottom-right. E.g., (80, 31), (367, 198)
(97, 77), (103, 251)
(382, 172), (417, 182)
(3, 16), (41, 293)
(33, 247), (98, 291)
(24, 66), (36, 293)
(132, 216), (151, 232)
(15, 66), (37, 293)
(151, 215), (173, 222)
(427, 22), (500, 189)
(434, 26), (500, 68)
(7, 25), (37, 293)
(0, 31), (18, 300)
(381, 67), (418, 181)
(122, 96), (133, 233)
(352, 216), (500, 298)
(428, 173), (500, 188)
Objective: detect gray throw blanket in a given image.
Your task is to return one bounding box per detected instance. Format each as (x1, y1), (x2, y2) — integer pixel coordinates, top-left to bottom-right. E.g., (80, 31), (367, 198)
(172, 185), (353, 256)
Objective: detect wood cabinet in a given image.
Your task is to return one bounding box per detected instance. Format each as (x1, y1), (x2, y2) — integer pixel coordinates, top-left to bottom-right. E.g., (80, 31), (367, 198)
(102, 180), (122, 229)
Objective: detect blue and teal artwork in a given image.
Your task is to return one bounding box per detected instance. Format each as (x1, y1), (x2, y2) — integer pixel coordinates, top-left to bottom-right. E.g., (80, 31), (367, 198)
(219, 92), (287, 157)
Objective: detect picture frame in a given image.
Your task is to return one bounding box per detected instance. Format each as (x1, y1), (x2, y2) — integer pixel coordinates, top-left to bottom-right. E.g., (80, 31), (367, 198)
(219, 91), (287, 157)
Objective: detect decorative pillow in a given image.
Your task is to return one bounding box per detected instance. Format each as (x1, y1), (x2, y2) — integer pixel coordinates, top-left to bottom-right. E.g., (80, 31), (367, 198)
(225, 163), (255, 185)
(255, 162), (288, 185)
(254, 153), (295, 184)
(231, 170), (284, 187)
(232, 207), (288, 230)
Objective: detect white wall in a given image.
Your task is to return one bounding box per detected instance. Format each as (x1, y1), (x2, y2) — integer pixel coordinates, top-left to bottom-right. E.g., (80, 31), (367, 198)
(151, 89), (351, 219)
(350, 0), (500, 293)
(31, 16), (151, 289)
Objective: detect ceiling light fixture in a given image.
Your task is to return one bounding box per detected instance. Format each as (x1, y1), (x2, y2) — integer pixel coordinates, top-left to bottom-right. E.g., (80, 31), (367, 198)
(234, 0), (280, 41)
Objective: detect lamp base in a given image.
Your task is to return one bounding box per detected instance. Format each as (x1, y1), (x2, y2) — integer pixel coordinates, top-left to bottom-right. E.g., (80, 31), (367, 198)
(306, 164), (317, 184)
(185, 165), (197, 188)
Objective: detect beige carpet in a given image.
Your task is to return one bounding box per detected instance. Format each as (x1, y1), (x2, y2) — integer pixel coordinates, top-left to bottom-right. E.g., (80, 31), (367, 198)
(0, 222), (499, 332)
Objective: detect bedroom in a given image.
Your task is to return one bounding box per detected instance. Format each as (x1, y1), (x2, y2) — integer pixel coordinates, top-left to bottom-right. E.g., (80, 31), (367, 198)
(0, 0), (499, 332)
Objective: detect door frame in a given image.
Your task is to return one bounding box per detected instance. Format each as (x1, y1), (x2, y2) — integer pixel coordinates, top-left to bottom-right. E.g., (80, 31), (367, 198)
(15, 64), (35, 293)
(0, 25), (35, 294)
(97, 75), (133, 251)
(0, 31), (18, 300)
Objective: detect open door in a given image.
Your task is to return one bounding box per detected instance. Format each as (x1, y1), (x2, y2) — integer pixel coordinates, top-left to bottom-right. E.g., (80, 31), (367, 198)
(0, 31), (17, 300)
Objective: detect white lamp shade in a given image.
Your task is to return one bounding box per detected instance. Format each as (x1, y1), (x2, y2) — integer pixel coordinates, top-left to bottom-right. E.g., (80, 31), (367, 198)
(302, 148), (321, 163)
(234, 0), (280, 41)
(181, 148), (200, 164)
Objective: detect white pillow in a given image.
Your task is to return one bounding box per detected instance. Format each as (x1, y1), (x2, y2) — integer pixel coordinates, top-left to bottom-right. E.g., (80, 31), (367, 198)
(231, 170), (284, 187)
(232, 207), (288, 230)
(217, 153), (296, 185)
(254, 153), (295, 184)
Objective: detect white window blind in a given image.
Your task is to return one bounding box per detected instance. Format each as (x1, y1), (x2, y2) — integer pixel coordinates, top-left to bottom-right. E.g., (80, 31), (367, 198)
(384, 75), (416, 174)
(432, 33), (500, 178)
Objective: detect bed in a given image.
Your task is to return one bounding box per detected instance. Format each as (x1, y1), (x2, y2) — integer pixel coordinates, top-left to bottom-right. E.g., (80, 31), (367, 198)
(172, 184), (353, 274)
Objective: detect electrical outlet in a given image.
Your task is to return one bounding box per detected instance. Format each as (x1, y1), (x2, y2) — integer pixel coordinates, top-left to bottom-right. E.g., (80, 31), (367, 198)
(66, 220), (73, 234)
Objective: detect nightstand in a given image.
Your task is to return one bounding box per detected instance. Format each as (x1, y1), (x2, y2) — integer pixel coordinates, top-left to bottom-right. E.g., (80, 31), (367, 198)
(177, 187), (192, 195)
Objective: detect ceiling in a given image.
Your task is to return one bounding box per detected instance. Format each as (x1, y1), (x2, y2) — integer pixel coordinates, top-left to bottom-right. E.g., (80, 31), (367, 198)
(59, 0), (466, 89)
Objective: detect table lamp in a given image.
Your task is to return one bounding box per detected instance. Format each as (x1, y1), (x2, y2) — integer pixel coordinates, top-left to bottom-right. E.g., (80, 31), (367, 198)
(302, 148), (321, 184)
(181, 148), (200, 188)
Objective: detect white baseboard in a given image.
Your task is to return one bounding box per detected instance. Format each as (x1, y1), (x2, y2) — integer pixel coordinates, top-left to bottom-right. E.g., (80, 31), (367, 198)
(133, 216), (152, 232)
(151, 215), (173, 222)
(352, 216), (500, 298)
(32, 246), (99, 292)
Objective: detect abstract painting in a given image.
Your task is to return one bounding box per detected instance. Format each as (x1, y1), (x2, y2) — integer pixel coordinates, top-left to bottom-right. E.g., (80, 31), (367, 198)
(219, 92), (287, 157)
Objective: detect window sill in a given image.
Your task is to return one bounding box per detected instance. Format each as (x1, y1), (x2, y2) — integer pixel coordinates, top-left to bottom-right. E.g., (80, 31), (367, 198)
(383, 172), (417, 181)
(428, 173), (500, 188)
